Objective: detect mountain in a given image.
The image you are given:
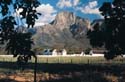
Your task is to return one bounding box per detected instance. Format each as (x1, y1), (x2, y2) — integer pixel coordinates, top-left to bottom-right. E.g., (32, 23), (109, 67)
(33, 11), (91, 50)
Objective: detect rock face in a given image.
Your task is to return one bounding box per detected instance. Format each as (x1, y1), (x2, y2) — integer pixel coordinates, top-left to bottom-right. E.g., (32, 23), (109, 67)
(33, 11), (91, 49)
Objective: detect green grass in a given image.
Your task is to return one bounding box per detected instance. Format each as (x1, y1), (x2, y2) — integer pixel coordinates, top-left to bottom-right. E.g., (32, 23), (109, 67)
(0, 56), (17, 62)
(29, 56), (105, 64)
(0, 56), (124, 64)
(35, 56), (125, 64)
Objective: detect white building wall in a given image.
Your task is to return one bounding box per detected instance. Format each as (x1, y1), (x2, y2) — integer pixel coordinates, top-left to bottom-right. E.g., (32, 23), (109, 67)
(62, 49), (67, 56)
(91, 54), (104, 57)
(52, 49), (57, 56)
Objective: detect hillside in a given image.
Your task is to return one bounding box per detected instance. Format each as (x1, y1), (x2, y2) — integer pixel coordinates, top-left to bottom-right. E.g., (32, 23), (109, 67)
(33, 11), (91, 50)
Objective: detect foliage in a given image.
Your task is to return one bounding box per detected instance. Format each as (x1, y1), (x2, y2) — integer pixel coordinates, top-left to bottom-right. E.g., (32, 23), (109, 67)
(87, 23), (104, 48)
(0, 0), (41, 62)
(84, 48), (91, 54)
(14, 0), (41, 28)
(87, 0), (125, 60)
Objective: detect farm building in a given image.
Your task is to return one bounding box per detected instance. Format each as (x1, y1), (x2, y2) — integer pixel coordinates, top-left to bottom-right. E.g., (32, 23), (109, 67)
(38, 48), (108, 57)
(42, 49), (67, 56)
(87, 49), (106, 57)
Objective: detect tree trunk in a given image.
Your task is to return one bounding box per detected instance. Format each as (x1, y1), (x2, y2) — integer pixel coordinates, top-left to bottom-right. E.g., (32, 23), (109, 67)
(34, 56), (37, 82)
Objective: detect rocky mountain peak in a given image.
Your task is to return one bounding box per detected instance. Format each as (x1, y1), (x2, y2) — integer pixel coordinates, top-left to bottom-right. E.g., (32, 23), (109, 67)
(53, 11), (75, 25)
(50, 11), (90, 29)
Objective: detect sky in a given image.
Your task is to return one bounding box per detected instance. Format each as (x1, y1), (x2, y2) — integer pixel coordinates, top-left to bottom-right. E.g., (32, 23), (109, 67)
(34, 0), (113, 26)
(0, 0), (113, 27)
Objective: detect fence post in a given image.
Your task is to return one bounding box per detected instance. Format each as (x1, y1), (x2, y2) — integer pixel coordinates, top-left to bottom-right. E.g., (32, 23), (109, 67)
(46, 58), (48, 63)
(88, 59), (89, 65)
(71, 58), (72, 64)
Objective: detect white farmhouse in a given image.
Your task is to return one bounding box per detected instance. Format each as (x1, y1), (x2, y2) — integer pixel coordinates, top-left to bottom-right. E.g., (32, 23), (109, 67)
(62, 49), (67, 56)
(52, 49), (58, 56)
(80, 51), (85, 56)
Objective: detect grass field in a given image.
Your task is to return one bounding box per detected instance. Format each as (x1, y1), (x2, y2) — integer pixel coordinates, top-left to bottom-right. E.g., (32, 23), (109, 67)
(0, 56), (125, 82)
(0, 55), (124, 64)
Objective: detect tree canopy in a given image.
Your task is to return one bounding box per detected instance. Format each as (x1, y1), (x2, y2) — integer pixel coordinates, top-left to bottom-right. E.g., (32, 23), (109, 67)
(87, 0), (125, 60)
(0, 0), (41, 62)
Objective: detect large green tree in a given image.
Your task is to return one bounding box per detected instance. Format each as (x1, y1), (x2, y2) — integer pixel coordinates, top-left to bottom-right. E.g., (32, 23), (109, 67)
(0, 0), (41, 81)
(0, 0), (41, 61)
(87, 0), (125, 60)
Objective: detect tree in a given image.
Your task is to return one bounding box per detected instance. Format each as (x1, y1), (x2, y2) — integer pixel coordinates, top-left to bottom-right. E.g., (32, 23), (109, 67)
(87, 0), (125, 60)
(87, 23), (104, 48)
(0, 0), (41, 82)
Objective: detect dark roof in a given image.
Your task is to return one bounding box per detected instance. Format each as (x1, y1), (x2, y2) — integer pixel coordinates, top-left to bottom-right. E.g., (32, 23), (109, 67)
(92, 49), (107, 54)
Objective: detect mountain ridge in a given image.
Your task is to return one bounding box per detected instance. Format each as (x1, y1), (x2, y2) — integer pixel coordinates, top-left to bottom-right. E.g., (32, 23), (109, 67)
(33, 11), (92, 50)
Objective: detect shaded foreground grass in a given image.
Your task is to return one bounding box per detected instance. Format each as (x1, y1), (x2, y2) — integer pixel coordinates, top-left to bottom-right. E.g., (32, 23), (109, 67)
(0, 61), (124, 82)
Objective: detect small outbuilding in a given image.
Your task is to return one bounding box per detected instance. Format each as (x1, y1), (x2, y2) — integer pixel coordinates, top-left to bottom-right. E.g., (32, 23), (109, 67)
(89, 49), (106, 57)
(62, 49), (67, 56)
(52, 49), (58, 56)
